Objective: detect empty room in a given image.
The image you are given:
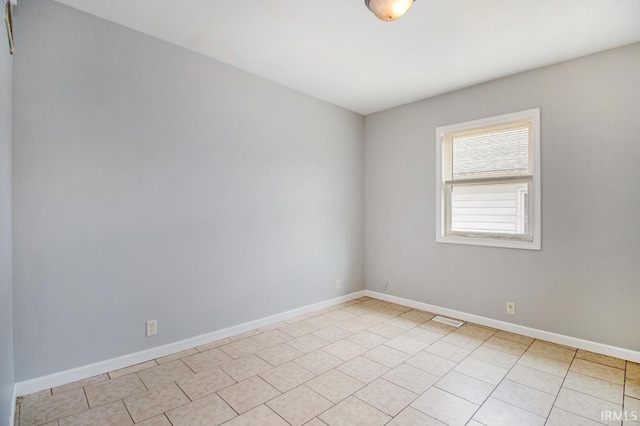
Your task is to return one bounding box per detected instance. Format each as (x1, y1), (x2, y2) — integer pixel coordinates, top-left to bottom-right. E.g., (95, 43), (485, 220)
(1, 0), (640, 425)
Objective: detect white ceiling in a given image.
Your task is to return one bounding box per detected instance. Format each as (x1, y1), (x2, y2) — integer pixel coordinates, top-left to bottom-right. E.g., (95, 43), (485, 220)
(52, 0), (640, 115)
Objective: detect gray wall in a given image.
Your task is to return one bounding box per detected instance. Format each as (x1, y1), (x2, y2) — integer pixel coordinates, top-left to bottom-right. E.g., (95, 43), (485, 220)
(0, 28), (14, 425)
(365, 43), (640, 351)
(13, 0), (364, 380)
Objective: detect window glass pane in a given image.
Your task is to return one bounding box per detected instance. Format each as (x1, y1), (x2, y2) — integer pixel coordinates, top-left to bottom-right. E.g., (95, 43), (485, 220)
(452, 127), (529, 179)
(449, 181), (529, 235)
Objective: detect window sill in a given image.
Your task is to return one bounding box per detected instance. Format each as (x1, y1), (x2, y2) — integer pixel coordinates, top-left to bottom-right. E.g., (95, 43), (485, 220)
(436, 234), (541, 250)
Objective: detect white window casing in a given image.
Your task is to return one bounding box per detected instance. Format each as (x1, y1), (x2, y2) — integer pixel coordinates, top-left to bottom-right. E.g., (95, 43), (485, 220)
(435, 109), (541, 250)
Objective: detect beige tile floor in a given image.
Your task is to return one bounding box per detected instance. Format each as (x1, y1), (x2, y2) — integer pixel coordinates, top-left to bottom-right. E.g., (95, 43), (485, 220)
(15, 297), (640, 426)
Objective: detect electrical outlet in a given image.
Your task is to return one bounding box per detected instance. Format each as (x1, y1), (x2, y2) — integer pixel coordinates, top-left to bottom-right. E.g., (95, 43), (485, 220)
(146, 319), (157, 337)
(336, 279), (342, 289)
(506, 302), (516, 315)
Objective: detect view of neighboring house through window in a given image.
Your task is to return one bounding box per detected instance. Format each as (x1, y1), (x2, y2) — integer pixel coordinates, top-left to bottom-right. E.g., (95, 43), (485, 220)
(436, 109), (541, 250)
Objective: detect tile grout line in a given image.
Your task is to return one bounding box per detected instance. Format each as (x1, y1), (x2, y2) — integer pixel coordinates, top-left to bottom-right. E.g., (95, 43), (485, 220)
(475, 339), (566, 422)
(136, 372), (149, 392)
(314, 383), (390, 425)
(464, 333), (535, 422)
(397, 328), (503, 425)
(622, 361), (627, 426)
(155, 382), (193, 423)
(544, 350), (576, 426)
(548, 406), (611, 426)
(262, 404), (292, 426)
(272, 383), (332, 425)
(120, 395), (135, 425)
(165, 413), (175, 426)
(460, 339), (596, 423)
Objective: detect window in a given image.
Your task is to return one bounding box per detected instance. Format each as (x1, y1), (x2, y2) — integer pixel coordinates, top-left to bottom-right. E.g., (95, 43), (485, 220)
(435, 109), (540, 250)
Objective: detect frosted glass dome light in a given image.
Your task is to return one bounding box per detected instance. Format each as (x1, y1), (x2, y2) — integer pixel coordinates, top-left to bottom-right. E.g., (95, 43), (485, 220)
(365, 0), (416, 21)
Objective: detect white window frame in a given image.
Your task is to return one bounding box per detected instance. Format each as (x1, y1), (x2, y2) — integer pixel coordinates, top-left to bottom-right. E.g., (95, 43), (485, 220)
(435, 108), (541, 250)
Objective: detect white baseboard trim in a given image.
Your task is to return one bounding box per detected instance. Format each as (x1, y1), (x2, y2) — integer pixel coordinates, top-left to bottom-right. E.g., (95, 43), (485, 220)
(366, 290), (640, 363)
(14, 291), (366, 397)
(15, 289), (638, 398)
(9, 384), (16, 426)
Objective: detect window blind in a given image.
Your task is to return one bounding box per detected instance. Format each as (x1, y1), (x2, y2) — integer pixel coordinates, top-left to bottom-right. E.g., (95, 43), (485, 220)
(445, 122), (532, 182)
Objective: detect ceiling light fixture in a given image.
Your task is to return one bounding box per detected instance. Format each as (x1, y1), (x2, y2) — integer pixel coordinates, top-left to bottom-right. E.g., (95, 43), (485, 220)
(365, 0), (415, 21)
